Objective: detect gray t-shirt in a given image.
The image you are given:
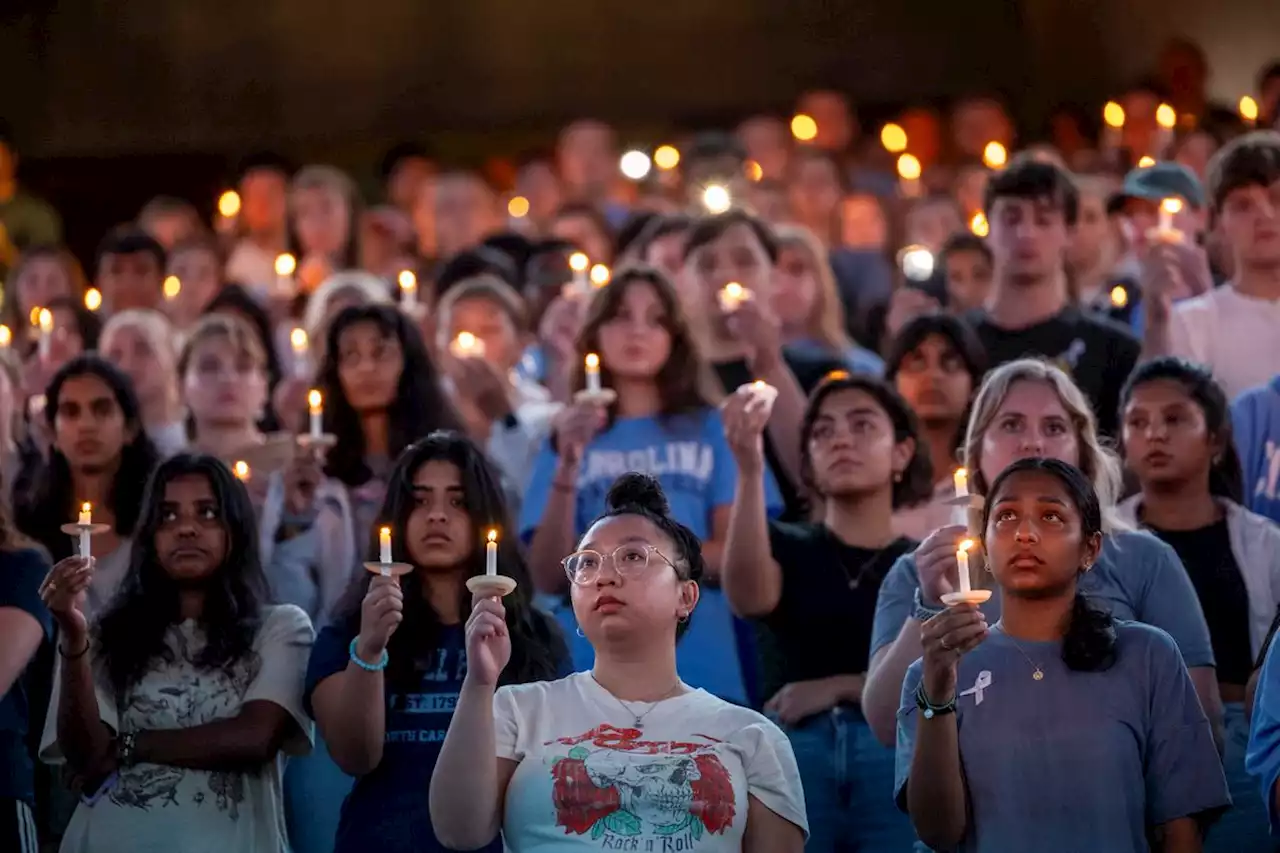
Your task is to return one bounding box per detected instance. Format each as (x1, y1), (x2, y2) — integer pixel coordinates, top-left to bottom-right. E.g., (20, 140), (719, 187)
(871, 530), (1216, 668)
(895, 622), (1230, 853)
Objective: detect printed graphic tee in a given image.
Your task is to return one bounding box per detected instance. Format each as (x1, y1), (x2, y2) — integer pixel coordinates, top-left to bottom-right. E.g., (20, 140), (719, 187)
(40, 605), (315, 853)
(496, 673), (808, 852)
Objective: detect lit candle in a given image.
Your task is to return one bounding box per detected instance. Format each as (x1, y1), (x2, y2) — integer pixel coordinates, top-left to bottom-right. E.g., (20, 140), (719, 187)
(653, 145), (680, 171)
(969, 212), (989, 237)
(379, 526), (393, 565)
(982, 141), (1007, 170)
(880, 123), (908, 153)
(84, 288), (102, 312)
(290, 328), (309, 378)
(486, 529), (498, 577)
(1137, 155), (1156, 168)
(1240, 96), (1259, 128)
(956, 539), (974, 595)
(1110, 285), (1129, 308)
(569, 252), (590, 296)
(274, 253), (297, 296)
(585, 353), (602, 395)
(790, 113), (818, 142)
(1157, 197), (1184, 241)
(1102, 101), (1125, 150)
(749, 379), (778, 409)
(896, 153), (922, 198)
(77, 502), (92, 558)
(702, 184), (732, 214)
(0, 325), (10, 349)
(398, 269), (417, 311)
(589, 264), (611, 289)
(308, 389), (323, 439)
(718, 282), (750, 312)
(233, 460), (250, 481)
(216, 190), (241, 235)
(507, 196), (530, 218)
(37, 308), (53, 359)
(450, 331), (486, 359)
(953, 468), (969, 499)
(1155, 103), (1177, 156)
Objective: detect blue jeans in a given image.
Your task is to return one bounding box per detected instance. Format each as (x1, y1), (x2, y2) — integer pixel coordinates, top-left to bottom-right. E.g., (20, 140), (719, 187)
(1207, 702), (1276, 852)
(785, 706), (917, 852)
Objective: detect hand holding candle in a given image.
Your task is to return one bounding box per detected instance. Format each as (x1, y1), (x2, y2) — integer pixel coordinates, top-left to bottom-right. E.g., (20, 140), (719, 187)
(62, 501), (108, 560)
(718, 282), (750, 313)
(466, 528), (516, 597)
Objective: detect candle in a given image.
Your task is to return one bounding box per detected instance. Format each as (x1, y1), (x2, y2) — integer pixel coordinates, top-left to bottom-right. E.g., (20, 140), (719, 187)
(274, 253), (297, 296)
(450, 331), (486, 359)
(790, 113), (818, 142)
(982, 141), (1007, 170)
(1102, 101), (1125, 150)
(507, 196), (530, 218)
(37, 308), (53, 359)
(1157, 197), (1184, 241)
(486, 529), (498, 576)
(953, 468), (969, 499)
(163, 275), (181, 302)
(0, 325), (10, 348)
(590, 264), (611, 289)
(749, 379), (778, 409)
(216, 190), (241, 235)
(702, 184), (732, 214)
(308, 389), (323, 439)
(1110, 285), (1129, 308)
(84, 288), (102, 312)
(1155, 103), (1177, 156)
(880, 123), (908, 153)
(653, 145), (680, 171)
(379, 526), (393, 564)
(585, 353), (602, 395)
(896, 153), (922, 198)
(569, 252), (590, 296)
(233, 460), (250, 481)
(398, 270), (417, 310)
(290, 328), (309, 378)
(956, 539), (974, 595)
(718, 282), (750, 312)
(1240, 95), (1259, 128)
(969, 212), (989, 237)
(1137, 155), (1156, 168)
(77, 502), (92, 558)
(619, 150), (652, 181)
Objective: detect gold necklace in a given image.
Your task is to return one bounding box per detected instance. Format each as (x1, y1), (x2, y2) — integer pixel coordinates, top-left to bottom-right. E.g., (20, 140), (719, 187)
(994, 624), (1046, 681)
(589, 673), (685, 730)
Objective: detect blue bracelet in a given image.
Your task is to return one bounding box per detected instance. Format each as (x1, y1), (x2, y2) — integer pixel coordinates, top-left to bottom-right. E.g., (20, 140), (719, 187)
(348, 637), (389, 672)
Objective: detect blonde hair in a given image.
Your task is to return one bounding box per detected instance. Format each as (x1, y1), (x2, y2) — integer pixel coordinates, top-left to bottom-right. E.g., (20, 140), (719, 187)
(434, 274), (528, 351)
(962, 358), (1124, 530)
(101, 309), (179, 368)
(302, 270), (392, 340)
(177, 313), (267, 378)
(772, 224), (856, 353)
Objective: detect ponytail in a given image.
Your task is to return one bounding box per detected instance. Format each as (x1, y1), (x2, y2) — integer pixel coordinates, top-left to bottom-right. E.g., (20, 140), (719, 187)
(1062, 592), (1117, 672)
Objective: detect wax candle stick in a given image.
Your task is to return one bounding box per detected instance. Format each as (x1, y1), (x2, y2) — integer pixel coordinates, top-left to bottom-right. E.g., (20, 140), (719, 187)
(290, 328), (309, 378)
(78, 503), (92, 558)
(379, 526), (392, 565)
(274, 253), (297, 296)
(748, 380), (778, 409)
(308, 390), (323, 439)
(956, 539), (974, 595)
(398, 270), (417, 311)
(718, 282), (750, 312)
(1154, 197), (1184, 243)
(569, 252), (590, 296)
(585, 353), (602, 395)
(486, 529), (498, 577)
(953, 468), (969, 499)
(37, 309), (53, 360)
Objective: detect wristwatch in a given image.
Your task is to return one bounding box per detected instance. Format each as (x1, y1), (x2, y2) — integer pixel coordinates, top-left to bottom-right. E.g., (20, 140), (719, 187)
(913, 587), (944, 623)
(915, 682), (957, 719)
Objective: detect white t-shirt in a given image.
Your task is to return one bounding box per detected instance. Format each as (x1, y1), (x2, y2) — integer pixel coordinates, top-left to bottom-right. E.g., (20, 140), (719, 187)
(41, 605), (315, 853)
(494, 672), (807, 852)
(1169, 286), (1280, 400)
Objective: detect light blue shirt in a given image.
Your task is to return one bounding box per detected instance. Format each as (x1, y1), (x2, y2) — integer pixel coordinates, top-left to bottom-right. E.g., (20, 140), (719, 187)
(520, 408), (784, 705)
(1233, 375), (1280, 525)
(895, 622), (1229, 852)
(1247, 628), (1280, 834)
(870, 529), (1216, 669)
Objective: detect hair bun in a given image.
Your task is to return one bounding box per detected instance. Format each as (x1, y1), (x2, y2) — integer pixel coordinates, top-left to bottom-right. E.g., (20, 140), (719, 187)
(605, 473), (670, 517)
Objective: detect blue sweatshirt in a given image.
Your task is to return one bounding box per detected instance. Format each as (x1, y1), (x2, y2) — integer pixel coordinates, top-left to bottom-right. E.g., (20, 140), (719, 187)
(1232, 375), (1280, 525)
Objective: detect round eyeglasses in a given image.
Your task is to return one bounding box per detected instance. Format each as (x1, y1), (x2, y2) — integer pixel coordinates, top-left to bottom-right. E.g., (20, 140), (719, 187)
(561, 543), (676, 586)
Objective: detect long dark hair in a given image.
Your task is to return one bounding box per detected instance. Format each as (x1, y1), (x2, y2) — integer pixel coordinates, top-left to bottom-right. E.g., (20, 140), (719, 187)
(318, 304), (464, 487)
(329, 431), (565, 690)
(15, 355), (160, 561)
(1120, 356), (1245, 504)
(571, 266), (716, 427)
(984, 457), (1116, 672)
(94, 454), (267, 700)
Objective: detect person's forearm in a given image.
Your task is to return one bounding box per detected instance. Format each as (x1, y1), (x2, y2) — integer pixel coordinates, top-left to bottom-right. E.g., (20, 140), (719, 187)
(133, 701), (290, 772)
(863, 621), (925, 746)
(544, 354), (572, 404)
(1189, 667), (1224, 754)
(757, 360), (806, 493)
(907, 711), (969, 850)
(317, 666), (388, 776)
(528, 471), (577, 594)
(1140, 308), (1171, 362)
(721, 467), (781, 617)
(430, 680), (502, 849)
(56, 644), (114, 774)
(1158, 817), (1202, 852)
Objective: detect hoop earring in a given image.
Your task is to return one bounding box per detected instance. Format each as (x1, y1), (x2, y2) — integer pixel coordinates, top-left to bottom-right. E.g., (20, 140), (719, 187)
(983, 560), (993, 574)
(893, 471), (903, 483)
(576, 626), (586, 638)
(677, 613), (689, 624)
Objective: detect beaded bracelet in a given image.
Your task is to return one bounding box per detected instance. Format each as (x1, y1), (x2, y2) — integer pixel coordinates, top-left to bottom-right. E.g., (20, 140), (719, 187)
(348, 637), (389, 672)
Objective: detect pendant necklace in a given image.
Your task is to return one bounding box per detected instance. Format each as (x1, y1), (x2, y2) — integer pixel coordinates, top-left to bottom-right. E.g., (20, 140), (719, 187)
(831, 534), (893, 591)
(590, 673), (684, 730)
(994, 624), (1046, 681)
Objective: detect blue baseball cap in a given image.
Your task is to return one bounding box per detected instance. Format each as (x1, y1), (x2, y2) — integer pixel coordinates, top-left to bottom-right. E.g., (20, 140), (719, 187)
(1107, 161), (1206, 214)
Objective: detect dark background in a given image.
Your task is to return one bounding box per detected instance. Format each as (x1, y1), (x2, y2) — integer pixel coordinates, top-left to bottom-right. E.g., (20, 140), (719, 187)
(2, 0), (1277, 264)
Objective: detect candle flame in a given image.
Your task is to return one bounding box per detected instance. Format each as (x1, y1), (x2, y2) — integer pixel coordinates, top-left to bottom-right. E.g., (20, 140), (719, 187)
(1110, 285), (1129, 308)
(723, 282), (744, 300)
(653, 145), (680, 170)
(456, 331), (477, 350)
(958, 538), (975, 554)
(81, 502), (91, 514)
(1103, 101), (1125, 128)
(585, 352), (600, 370)
(274, 253), (297, 277)
(745, 160), (764, 182)
(1240, 95), (1259, 122)
(702, 184), (731, 213)
(163, 275), (182, 300)
(507, 195), (530, 218)
(569, 252), (589, 273)
(233, 460), (250, 480)
(1161, 197), (1184, 215)
(589, 264), (611, 287)
(896, 153), (922, 181)
(29, 306), (42, 326)
(217, 190), (242, 218)
(37, 308), (53, 333)
(982, 141), (1008, 169)
(397, 270), (417, 292)
(1137, 155), (1156, 168)
(790, 113), (818, 141)
(825, 369), (850, 381)
(84, 288), (102, 311)
(969, 211), (989, 237)
(0, 325), (10, 347)
(487, 529), (497, 543)
(380, 526), (391, 539)
(308, 389), (322, 412)
(290, 327), (308, 351)
(880, 123), (908, 153)
(1155, 103), (1177, 130)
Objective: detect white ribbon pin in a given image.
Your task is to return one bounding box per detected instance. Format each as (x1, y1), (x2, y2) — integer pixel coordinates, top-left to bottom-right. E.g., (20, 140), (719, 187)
(959, 670), (992, 706)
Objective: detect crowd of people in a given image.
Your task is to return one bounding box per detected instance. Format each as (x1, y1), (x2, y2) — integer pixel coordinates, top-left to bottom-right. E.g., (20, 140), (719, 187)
(1, 35), (1280, 853)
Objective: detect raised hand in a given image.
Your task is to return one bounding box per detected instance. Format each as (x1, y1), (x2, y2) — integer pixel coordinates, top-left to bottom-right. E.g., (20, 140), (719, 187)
(39, 556), (94, 647)
(720, 385), (771, 473)
(355, 574), (404, 663)
(915, 525), (970, 606)
(919, 604), (988, 702)
(464, 593), (511, 689)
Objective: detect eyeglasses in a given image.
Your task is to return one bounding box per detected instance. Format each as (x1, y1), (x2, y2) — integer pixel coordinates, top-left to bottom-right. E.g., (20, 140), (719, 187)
(561, 543), (676, 586)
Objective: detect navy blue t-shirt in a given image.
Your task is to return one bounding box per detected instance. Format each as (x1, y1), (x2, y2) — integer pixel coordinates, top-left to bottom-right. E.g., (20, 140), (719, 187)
(0, 548), (53, 805)
(305, 622), (571, 853)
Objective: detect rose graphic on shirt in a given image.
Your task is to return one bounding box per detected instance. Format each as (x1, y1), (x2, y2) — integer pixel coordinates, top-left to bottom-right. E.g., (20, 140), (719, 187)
(548, 725), (736, 845)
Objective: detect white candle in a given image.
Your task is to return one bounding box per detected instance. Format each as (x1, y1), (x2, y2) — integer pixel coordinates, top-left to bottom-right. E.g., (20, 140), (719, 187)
(398, 270), (417, 310)
(569, 252), (590, 296)
(379, 526), (392, 565)
(486, 529), (498, 577)
(1158, 197), (1183, 235)
(78, 502), (92, 558)
(308, 389), (323, 439)
(37, 309), (53, 359)
(718, 282), (750, 313)
(274, 253), (297, 296)
(585, 353), (602, 395)
(953, 468), (969, 499)
(290, 328), (309, 378)
(957, 539), (974, 595)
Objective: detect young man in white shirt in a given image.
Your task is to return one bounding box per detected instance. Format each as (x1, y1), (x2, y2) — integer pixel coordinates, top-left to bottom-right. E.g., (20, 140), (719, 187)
(1143, 131), (1280, 399)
